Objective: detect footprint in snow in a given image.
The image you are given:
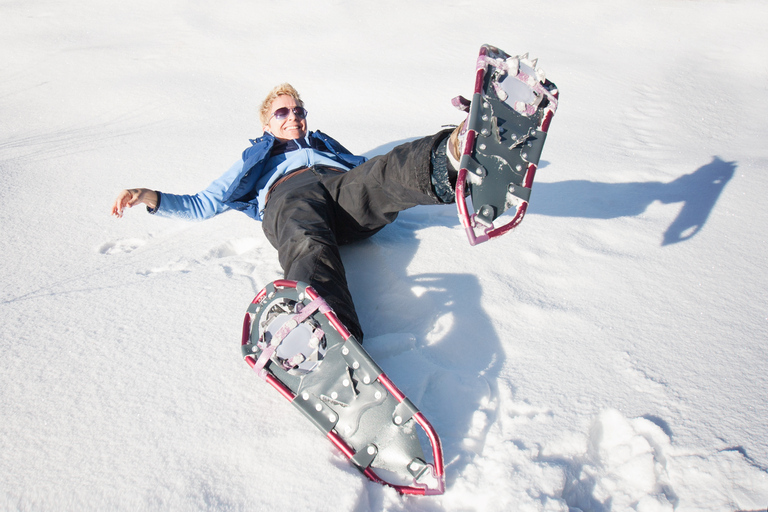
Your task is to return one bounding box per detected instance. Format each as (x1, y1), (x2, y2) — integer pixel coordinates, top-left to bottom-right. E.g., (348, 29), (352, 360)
(205, 238), (260, 259)
(98, 238), (146, 255)
(136, 238), (263, 277)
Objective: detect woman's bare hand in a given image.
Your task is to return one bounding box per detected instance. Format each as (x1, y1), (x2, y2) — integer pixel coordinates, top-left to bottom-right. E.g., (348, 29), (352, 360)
(111, 188), (158, 218)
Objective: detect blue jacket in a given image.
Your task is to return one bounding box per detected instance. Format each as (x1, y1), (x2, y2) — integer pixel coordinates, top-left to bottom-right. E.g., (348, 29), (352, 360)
(155, 130), (367, 221)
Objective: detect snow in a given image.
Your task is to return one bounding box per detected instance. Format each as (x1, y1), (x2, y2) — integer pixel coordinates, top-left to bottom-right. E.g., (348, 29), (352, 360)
(2, 0), (768, 510)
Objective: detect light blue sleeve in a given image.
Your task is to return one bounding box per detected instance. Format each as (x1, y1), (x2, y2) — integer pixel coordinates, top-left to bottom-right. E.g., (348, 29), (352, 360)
(154, 159), (244, 220)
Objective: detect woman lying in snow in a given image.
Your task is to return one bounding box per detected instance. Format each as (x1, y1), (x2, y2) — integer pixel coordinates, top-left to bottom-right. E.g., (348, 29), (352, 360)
(112, 83), (463, 342)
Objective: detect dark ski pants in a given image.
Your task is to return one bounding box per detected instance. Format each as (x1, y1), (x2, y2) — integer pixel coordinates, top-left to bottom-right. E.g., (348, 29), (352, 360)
(261, 130), (452, 342)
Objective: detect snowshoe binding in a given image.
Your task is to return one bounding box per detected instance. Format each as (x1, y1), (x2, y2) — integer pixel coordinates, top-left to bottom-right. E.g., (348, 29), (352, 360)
(453, 44), (559, 245)
(241, 280), (445, 495)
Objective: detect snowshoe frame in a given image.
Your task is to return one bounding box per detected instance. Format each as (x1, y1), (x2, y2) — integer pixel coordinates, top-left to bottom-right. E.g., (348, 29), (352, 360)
(241, 280), (445, 495)
(455, 44), (559, 245)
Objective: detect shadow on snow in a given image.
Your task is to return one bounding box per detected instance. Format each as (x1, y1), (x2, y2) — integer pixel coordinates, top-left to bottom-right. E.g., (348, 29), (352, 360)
(342, 229), (504, 495)
(366, 138), (735, 246)
(531, 156), (736, 246)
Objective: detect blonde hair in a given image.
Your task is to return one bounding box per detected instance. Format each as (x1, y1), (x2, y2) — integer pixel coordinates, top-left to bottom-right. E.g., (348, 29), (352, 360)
(259, 83), (304, 126)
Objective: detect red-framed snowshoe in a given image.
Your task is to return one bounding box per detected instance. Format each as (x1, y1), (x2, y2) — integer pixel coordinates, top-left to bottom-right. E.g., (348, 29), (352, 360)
(454, 44), (559, 245)
(241, 280), (445, 495)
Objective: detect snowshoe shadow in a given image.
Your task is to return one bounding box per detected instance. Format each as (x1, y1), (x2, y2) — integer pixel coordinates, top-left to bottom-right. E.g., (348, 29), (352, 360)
(530, 156), (736, 246)
(342, 223), (505, 488)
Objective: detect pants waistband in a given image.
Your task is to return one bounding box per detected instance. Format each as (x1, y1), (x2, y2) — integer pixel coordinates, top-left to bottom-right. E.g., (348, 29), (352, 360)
(265, 165), (346, 205)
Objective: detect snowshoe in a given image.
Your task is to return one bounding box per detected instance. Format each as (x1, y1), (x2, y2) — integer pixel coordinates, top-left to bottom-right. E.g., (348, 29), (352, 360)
(454, 44), (559, 245)
(241, 280), (445, 495)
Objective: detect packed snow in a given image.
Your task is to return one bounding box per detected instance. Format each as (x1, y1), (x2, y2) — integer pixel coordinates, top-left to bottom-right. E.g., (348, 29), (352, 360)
(2, 0), (768, 510)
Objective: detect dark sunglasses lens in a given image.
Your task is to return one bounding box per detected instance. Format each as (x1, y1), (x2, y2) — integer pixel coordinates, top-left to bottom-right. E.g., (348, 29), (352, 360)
(273, 107), (307, 120)
(273, 107), (290, 119)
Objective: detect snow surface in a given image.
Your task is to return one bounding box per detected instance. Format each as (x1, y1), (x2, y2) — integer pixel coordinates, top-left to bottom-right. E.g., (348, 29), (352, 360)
(2, 0), (768, 510)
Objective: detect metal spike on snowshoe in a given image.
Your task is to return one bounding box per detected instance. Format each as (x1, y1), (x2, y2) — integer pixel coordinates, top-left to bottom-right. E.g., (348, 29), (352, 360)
(455, 44), (559, 245)
(241, 280), (445, 495)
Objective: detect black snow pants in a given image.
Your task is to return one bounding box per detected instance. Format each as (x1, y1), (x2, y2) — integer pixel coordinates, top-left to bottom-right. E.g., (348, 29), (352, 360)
(261, 130), (452, 342)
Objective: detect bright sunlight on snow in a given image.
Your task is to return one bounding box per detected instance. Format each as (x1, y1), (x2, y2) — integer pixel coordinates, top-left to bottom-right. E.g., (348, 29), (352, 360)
(2, 1), (767, 510)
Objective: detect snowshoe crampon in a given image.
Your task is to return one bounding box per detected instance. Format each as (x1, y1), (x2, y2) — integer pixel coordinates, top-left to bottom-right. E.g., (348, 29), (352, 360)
(455, 44), (559, 245)
(241, 280), (445, 495)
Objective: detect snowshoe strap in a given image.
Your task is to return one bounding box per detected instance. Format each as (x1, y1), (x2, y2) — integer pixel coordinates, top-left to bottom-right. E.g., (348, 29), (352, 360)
(451, 95), (471, 113)
(481, 53), (558, 115)
(252, 297), (331, 379)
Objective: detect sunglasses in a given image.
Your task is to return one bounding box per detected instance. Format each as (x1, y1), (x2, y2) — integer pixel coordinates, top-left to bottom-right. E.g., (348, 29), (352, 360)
(270, 106), (308, 121)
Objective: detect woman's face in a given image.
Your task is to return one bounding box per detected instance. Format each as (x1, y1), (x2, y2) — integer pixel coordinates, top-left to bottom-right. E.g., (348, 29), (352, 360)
(263, 94), (308, 142)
